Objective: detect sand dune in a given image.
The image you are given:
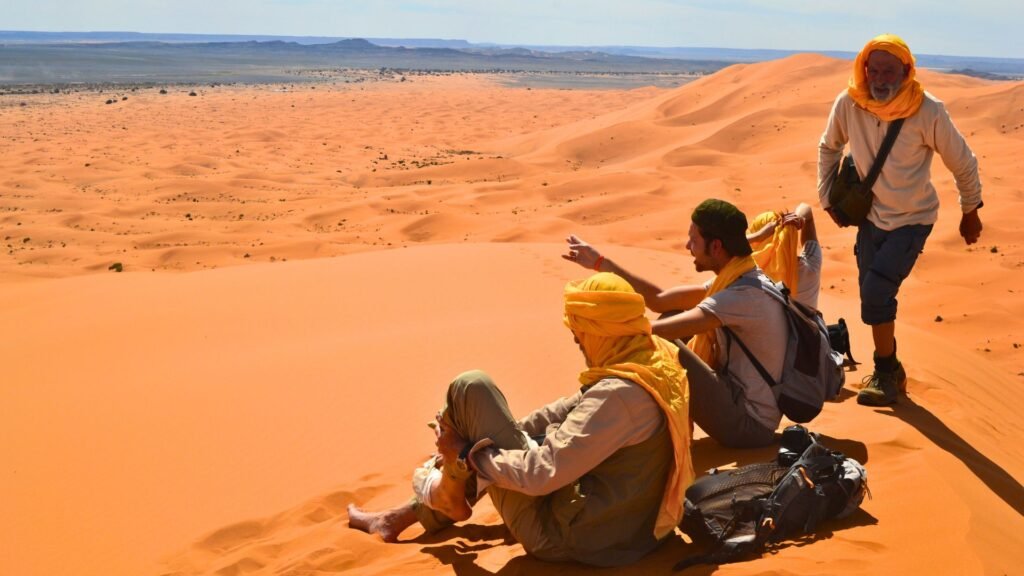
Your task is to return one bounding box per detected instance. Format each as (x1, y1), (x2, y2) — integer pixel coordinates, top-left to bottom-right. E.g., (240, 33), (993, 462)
(2, 56), (1023, 575)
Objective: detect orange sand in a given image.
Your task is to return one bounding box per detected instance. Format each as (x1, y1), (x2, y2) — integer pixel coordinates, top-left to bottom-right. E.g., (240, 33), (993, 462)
(1, 57), (1022, 576)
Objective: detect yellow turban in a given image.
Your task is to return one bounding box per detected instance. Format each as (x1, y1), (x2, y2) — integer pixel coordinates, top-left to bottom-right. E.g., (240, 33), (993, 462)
(747, 210), (799, 298)
(847, 33), (924, 121)
(563, 272), (694, 539)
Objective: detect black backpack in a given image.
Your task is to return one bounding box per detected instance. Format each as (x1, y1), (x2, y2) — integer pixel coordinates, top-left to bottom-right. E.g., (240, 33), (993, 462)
(827, 317), (858, 367)
(675, 427), (869, 571)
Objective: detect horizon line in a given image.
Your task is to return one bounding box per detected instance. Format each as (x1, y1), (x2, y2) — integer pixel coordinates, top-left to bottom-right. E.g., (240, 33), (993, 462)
(4, 29), (1024, 62)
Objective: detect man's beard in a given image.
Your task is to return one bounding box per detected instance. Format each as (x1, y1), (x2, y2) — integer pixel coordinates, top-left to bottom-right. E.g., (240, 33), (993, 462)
(692, 245), (713, 273)
(870, 81), (901, 103)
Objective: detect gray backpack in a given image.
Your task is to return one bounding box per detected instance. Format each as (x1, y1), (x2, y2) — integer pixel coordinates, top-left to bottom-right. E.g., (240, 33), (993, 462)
(724, 275), (845, 423)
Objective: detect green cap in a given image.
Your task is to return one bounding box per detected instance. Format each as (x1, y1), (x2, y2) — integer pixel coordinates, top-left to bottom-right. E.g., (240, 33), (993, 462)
(691, 199), (753, 257)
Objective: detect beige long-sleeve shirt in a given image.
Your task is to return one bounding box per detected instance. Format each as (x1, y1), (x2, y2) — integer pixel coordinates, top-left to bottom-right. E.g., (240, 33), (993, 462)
(468, 377), (663, 496)
(817, 90), (982, 231)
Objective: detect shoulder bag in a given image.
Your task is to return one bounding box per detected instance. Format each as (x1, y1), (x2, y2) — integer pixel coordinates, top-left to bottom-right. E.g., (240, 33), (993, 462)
(827, 118), (904, 227)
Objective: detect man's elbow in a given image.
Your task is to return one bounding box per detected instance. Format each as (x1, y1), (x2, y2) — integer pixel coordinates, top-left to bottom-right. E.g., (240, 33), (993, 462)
(647, 298), (671, 314)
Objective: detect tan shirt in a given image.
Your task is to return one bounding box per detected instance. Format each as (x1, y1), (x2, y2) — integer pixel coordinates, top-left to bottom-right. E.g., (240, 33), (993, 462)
(469, 377), (663, 496)
(818, 90), (982, 231)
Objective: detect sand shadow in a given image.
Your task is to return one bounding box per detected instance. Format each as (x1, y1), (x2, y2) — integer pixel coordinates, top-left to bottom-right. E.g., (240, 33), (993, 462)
(421, 532), (706, 576)
(669, 507), (879, 572)
(419, 506), (878, 575)
(412, 522), (513, 546)
(690, 436), (776, 473)
(878, 394), (1024, 517)
(419, 545), (547, 576)
(690, 432), (869, 473)
(834, 385), (859, 402)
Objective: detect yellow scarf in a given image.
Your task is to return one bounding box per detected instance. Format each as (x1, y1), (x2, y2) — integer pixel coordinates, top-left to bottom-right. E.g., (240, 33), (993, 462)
(748, 211), (799, 297)
(686, 255), (757, 366)
(564, 272), (694, 539)
(847, 33), (924, 121)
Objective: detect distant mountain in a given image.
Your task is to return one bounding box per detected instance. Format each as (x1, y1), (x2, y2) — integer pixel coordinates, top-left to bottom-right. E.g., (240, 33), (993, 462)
(0, 37), (731, 86)
(1, 31), (1022, 86)
(0, 31), (475, 48)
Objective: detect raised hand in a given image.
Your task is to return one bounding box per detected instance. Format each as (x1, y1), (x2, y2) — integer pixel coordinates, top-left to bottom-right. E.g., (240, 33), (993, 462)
(779, 212), (805, 230)
(563, 234), (603, 270)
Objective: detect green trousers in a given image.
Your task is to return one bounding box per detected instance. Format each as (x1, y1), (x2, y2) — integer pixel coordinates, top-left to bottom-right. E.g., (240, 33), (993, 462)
(414, 370), (571, 561)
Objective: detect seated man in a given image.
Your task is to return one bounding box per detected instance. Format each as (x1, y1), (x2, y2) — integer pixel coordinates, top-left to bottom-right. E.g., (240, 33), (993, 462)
(348, 272), (694, 567)
(563, 199), (789, 448)
(746, 203), (822, 310)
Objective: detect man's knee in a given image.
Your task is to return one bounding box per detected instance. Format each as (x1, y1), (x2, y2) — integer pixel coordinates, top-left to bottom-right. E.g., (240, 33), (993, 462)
(449, 370), (495, 394)
(860, 270), (898, 324)
(445, 370), (512, 427)
(447, 370), (502, 408)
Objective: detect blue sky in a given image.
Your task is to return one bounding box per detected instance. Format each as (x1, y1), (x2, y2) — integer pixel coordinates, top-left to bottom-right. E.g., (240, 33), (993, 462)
(6, 0), (1023, 59)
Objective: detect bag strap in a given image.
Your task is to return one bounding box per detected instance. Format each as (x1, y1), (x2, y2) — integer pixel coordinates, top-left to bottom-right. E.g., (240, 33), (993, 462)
(861, 118), (905, 191)
(673, 540), (760, 571)
(723, 326), (779, 389)
(718, 273), (787, 390)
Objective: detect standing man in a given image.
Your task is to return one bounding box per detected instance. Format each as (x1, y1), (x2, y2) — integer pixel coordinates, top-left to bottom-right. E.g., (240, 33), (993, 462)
(818, 34), (983, 407)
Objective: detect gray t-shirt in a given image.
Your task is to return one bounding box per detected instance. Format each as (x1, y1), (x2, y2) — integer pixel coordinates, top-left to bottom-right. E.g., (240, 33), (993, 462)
(795, 240), (823, 311)
(699, 270), (786, 429)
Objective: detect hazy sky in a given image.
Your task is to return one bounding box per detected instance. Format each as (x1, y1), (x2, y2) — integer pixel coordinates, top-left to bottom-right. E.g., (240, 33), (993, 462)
(7, 0), (1023, 59)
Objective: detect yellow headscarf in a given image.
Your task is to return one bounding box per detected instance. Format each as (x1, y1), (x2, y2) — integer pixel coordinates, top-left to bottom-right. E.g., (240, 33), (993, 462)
(847, 33), (924, 121)
(564, 272), (694, 539)
(748, 210), (799, 297)
(686, 255), (757, 366)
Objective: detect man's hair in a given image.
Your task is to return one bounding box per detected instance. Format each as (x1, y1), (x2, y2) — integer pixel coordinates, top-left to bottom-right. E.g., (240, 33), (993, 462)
(691, 199), (753, 257)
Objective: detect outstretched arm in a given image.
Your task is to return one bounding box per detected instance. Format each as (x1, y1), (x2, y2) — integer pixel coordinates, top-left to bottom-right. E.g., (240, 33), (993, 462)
(562, 234), (705, 313)
(652, 306), (722, 342)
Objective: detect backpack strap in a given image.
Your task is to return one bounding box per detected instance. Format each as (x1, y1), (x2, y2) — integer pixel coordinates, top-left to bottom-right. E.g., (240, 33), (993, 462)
(758, 440), (844, 539)
(723, 326), (779, 389)
(717, 271), (788, 390)
(730, 272), (792, 307)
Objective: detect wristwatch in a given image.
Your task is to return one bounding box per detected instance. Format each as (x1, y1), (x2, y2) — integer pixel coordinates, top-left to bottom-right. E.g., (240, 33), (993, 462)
(455, 442), (473, 473)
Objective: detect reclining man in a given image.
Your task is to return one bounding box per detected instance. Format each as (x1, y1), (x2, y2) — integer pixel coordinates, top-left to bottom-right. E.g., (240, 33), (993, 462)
(348, 272), (694, 566)
(746, 203), (821, 310)
(563, 199), (807, 448)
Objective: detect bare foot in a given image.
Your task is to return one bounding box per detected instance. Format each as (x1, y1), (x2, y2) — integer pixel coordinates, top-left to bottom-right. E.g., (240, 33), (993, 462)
(347, 502), (417, 542)
(431, 472), (473, 522)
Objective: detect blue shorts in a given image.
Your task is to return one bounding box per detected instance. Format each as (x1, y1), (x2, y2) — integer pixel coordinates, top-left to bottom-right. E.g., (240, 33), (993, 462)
(855, 221), (933, 325)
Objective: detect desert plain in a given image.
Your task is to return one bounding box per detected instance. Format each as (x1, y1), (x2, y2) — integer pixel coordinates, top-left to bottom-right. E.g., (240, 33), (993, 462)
(2, 55), (1023, 575)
